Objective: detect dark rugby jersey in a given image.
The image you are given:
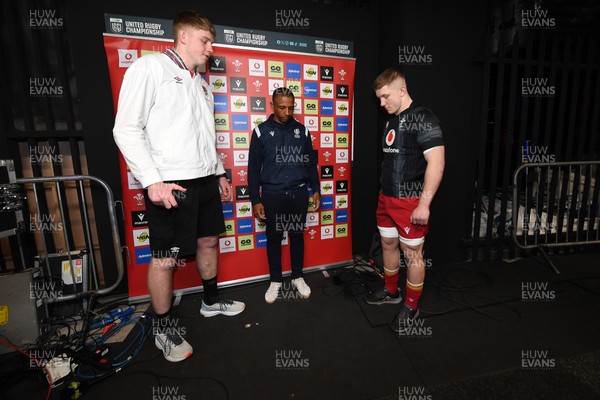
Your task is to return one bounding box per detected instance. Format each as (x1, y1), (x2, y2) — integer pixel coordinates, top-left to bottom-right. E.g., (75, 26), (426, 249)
(380, 102), (444, 198)
(248, 115), (320, 205)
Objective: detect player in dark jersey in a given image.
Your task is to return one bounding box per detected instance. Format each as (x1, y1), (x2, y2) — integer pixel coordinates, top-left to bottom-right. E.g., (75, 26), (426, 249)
(366, 67), (445, 333)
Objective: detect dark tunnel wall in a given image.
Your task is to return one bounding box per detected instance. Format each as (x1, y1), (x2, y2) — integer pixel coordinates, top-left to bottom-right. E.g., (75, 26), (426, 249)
(378, 0), (488, 264)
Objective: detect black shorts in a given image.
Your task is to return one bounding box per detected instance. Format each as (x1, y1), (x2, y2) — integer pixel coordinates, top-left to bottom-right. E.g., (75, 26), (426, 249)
(144, 176), (225, 258)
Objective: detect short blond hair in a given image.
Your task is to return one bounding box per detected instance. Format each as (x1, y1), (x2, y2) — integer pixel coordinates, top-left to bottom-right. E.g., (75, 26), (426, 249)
(373, 67), (406, 91)
(173, 10), (216, 45)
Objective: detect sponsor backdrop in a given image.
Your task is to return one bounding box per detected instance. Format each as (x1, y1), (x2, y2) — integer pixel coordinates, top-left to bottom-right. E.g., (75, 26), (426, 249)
(103, 14), (355, 299)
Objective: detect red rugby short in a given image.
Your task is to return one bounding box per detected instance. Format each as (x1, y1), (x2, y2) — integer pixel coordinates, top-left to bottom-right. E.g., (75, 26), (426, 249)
(376, 192), (428, 246)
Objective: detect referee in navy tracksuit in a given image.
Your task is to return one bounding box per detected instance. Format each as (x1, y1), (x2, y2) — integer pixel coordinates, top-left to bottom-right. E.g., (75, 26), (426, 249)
(248, 87), (321, 304)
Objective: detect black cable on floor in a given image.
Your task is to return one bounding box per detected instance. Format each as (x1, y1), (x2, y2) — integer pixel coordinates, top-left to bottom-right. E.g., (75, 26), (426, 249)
(63, 369), (230, 400)
(348, 258), (525, 325)
(422, 267), (523, 323)
(554, 276), (600, 298)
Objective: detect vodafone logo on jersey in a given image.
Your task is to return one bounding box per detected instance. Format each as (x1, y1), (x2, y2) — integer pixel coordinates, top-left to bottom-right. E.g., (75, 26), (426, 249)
(385, 129), (396, 146)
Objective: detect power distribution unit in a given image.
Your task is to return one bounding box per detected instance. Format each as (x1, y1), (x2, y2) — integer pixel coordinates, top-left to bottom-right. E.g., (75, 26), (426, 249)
(34, 250), (89, 295)
(0, 268), (46, 354)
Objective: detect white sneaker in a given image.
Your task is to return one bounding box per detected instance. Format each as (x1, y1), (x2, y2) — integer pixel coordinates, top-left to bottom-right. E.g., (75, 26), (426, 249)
(265, 282), (282, 304)
(291, 277), (311, 299)
(155, 332), (193, 362)
(200, 298), (246, 317)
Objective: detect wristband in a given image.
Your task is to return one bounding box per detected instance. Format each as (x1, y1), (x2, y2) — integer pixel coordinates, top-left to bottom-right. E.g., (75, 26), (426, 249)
(215, 173), (227, 180)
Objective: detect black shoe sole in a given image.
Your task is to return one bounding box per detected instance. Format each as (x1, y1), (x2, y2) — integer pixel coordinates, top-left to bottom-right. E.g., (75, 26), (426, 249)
(365, 296), (402, 305)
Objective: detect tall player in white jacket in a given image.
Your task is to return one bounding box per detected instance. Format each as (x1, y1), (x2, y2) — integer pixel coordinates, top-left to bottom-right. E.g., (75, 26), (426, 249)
(113, 11), (245, 363)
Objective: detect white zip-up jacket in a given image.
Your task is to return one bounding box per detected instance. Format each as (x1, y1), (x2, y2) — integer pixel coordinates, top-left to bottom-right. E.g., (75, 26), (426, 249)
(113, 51), (225, 188)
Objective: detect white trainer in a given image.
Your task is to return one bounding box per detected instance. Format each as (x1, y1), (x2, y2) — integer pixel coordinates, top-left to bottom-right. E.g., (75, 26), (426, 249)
(265, 282), (282, 304)
(291, 277), (311, 299)
(155, 332), (193, 362)
(200, 298), (246, 317)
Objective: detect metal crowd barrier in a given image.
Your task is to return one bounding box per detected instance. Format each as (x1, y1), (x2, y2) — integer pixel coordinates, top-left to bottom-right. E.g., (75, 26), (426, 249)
(15, 175), (124, 301)
(512, 161), (600, 273)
